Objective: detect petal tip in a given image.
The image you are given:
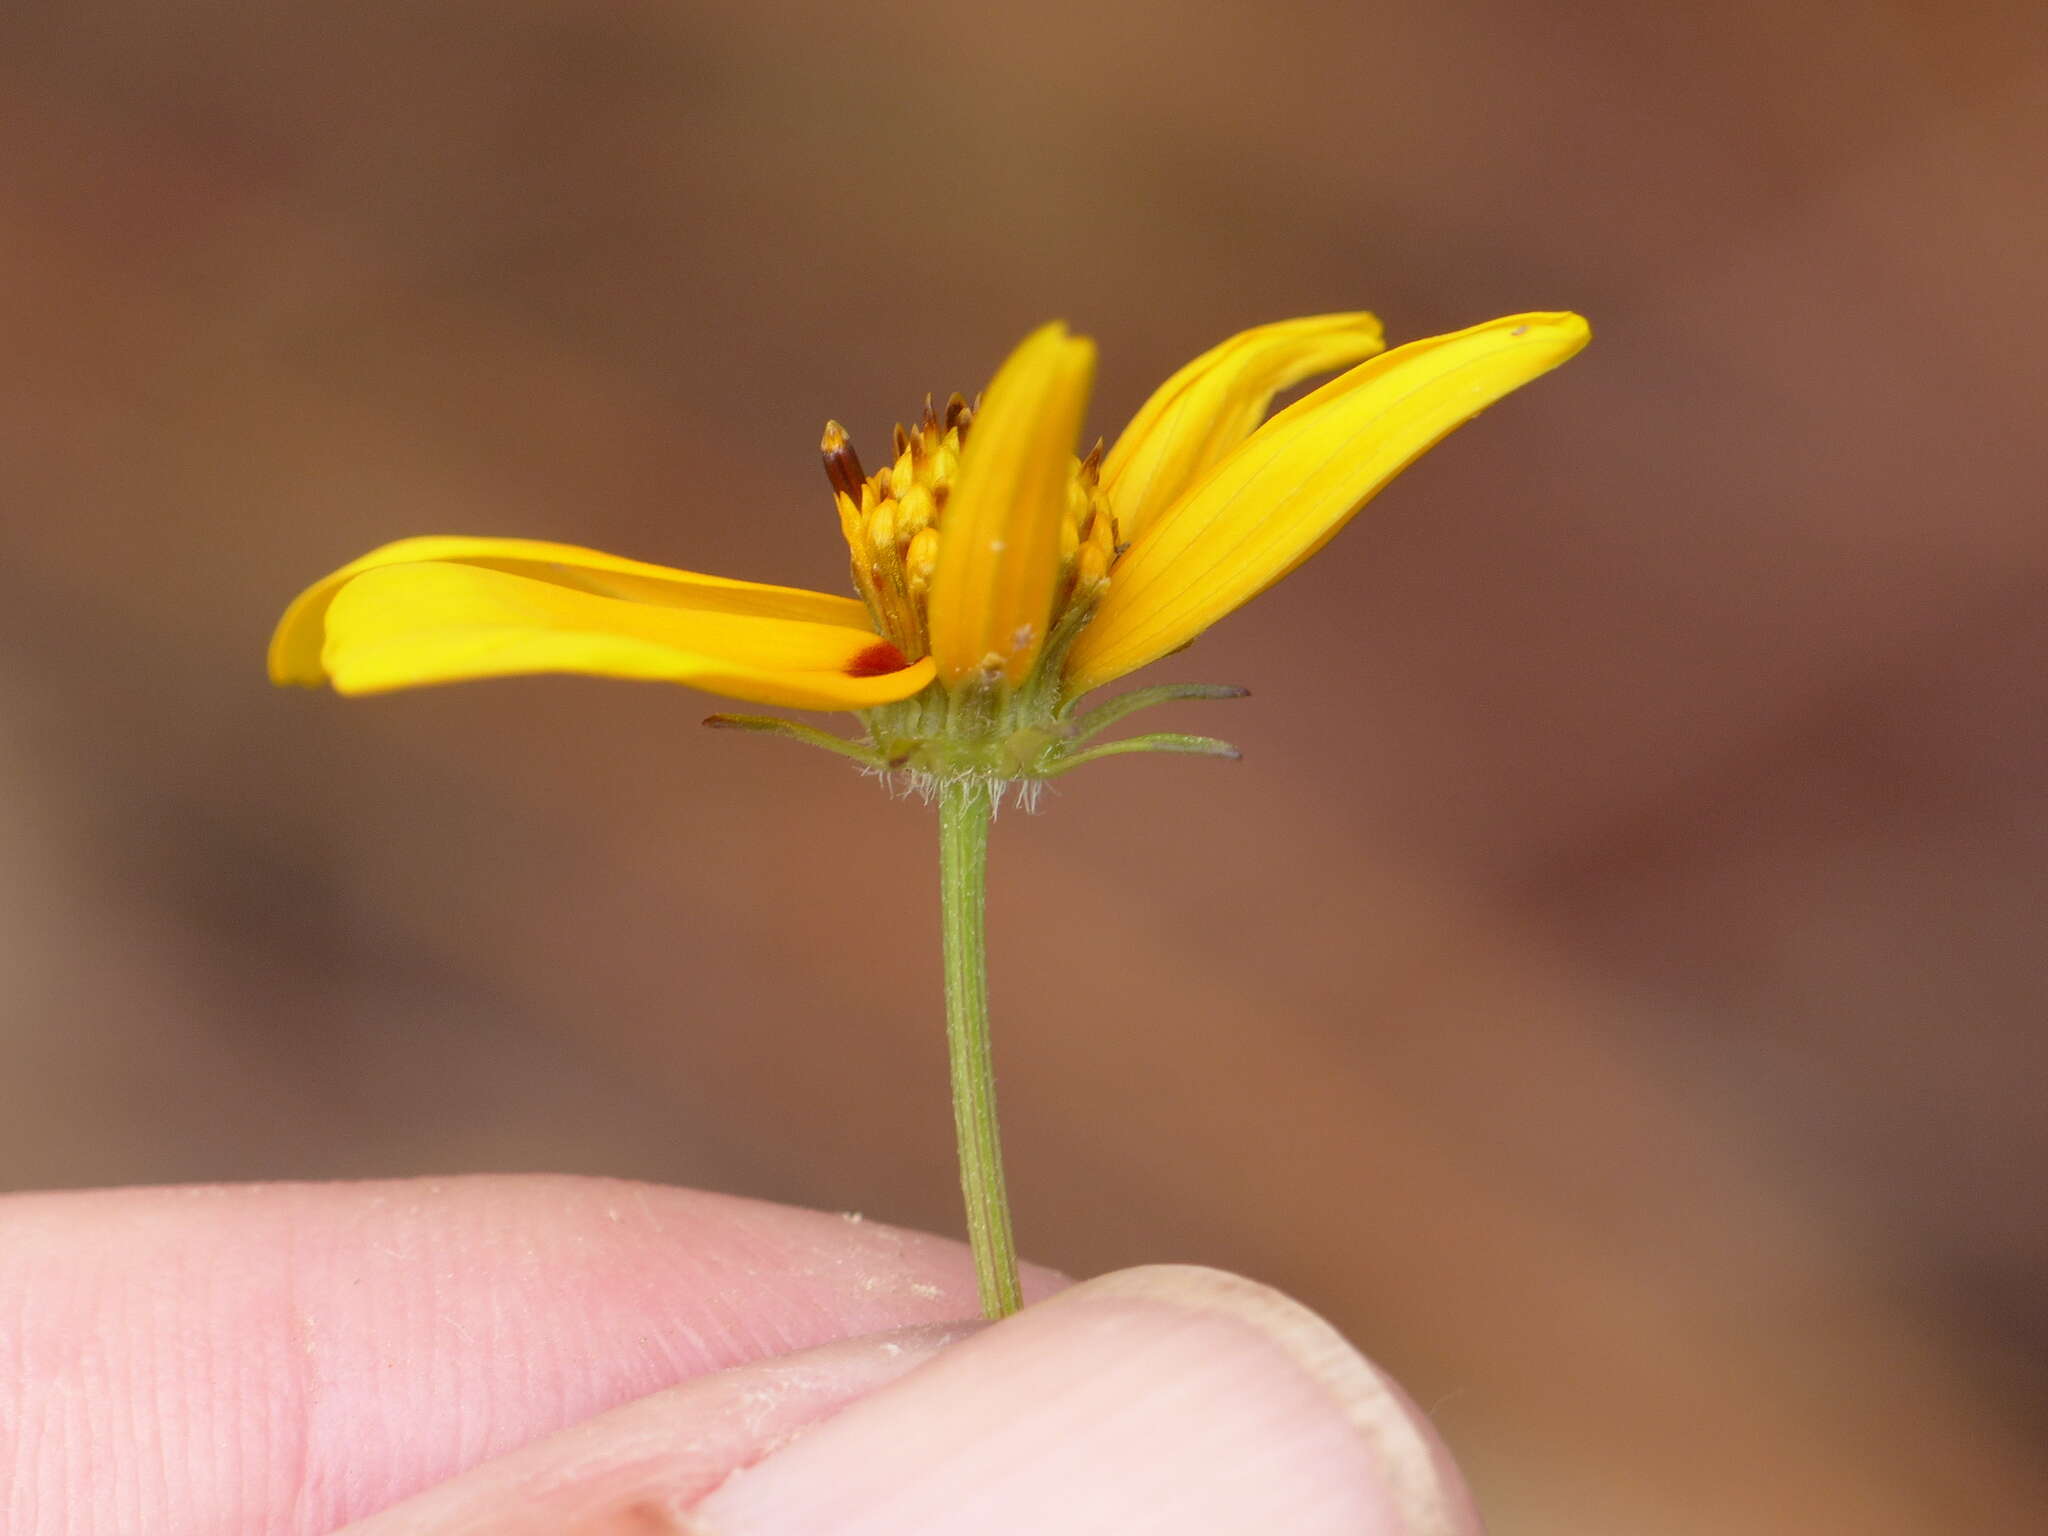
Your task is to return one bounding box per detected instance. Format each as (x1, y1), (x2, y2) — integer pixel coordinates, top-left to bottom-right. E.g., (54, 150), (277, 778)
(1514, 310), (1592, 352)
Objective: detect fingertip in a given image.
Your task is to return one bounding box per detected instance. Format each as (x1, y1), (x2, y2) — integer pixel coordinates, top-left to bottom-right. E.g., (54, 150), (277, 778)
(1041, 1266), (1484, 1535)
(687, 1263), (1483, 1535)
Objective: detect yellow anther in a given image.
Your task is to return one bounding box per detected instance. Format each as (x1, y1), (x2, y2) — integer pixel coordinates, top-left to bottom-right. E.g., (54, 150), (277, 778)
(868, 498), (898, 557)
(823, 383), (1115, 676)
(898, 481), (936, 539)
(906, 526), (940, 594)
(1076, 539), (1111, 596)
(1088, 501), (1116, 560)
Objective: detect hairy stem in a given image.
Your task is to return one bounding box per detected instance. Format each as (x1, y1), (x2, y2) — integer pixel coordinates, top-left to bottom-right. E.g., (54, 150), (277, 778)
(936, 776), (1023, 1319)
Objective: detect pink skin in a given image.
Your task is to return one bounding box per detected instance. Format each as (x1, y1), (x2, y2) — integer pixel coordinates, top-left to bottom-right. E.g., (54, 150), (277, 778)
(0, 1176), (1482, 1535)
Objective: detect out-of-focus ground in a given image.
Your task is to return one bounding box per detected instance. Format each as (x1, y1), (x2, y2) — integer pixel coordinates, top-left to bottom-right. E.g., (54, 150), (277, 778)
(2, 2), (2045, 1531)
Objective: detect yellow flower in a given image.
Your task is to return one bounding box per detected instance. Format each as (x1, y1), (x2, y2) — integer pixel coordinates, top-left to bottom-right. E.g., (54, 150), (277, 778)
(272, 310), (1588, 781)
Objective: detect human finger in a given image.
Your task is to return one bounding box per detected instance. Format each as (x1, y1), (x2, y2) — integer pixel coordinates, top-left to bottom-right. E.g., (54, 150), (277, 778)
(341, 1265), (1481, 1535)
(0, 1175), (1062, 1533)
(688, 1265), (1482, 1536)
(337, 1323), (976, 1533)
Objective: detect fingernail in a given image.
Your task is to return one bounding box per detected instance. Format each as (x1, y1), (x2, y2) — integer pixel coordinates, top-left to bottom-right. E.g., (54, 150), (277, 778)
(684, 1265), (1483, 1535)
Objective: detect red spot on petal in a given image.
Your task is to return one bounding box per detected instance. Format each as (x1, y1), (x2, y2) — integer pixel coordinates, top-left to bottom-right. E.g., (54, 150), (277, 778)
(845, 639), (910, 677)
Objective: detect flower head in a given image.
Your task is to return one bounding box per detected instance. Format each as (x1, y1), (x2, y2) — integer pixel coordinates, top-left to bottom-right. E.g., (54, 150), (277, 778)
(272, 310), (1588, 787)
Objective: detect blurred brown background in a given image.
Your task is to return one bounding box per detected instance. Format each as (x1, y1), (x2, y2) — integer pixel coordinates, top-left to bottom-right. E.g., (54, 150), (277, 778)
(3, 1), (2045, 1530)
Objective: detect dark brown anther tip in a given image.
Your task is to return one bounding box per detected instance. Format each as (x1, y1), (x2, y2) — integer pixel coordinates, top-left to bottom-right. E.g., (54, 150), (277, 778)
(820, 420), (867, 501)
(891, 421), (912, 457)
(943, 392), (970, 430)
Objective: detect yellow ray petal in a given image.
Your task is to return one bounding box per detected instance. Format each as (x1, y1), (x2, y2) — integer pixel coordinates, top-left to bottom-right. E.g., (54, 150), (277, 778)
(926, 322), (1097, 687)
(269, 535), (873, 686)
(1068, 312), (1591, 696)
(1102, 312), (1385, 542)
(315, 561), (934, 710)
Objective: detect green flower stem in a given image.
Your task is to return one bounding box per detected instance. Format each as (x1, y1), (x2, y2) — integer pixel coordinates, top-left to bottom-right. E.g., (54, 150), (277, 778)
(936, 775), (1023, 1319)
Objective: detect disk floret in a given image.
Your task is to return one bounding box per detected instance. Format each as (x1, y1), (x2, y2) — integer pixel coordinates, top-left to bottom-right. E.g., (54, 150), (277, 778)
(822, 398), (1116, 677)
(814, 397), (1184, 791)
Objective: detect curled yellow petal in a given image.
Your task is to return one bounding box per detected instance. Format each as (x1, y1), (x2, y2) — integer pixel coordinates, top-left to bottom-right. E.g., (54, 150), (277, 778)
(269, 535), (874, 687)
(310, 561), (934, 710)
(926, 322), (1097, 686)
(1102, 312), (1385, 542)
(1068, 312), (1591, 696)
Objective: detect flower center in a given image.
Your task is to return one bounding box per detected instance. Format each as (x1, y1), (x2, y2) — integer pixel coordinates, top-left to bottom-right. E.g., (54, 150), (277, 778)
(822, 397), (1117, 670)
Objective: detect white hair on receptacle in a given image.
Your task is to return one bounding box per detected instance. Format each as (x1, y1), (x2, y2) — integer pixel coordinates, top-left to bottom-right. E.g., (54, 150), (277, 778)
(856, 766), (1048, 816)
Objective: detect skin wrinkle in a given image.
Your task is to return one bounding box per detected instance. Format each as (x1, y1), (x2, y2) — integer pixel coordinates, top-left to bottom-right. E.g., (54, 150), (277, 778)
(0, 1264), (20, 1529)
(277, 1207), (317, 1534)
